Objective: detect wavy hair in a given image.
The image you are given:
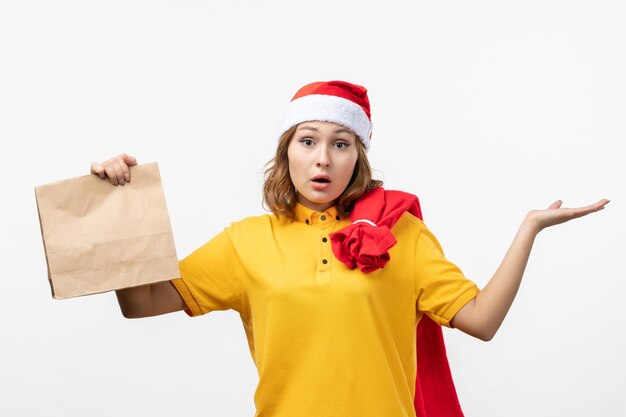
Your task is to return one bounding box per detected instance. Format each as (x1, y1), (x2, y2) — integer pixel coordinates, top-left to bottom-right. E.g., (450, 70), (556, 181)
(262, 124), (383, 221)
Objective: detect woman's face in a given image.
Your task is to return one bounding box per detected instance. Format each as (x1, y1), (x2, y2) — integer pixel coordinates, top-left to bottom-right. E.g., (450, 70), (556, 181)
(287, 121), (359, 212)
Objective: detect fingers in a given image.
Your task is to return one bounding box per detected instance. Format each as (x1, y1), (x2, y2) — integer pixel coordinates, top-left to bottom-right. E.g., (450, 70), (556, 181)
(104, 162), (120, 185)
(530, 198), (610, 232)
(568, 199), (610, 219)
(579, 199), (609, 213)
(122, 153), (138, 167)
(551, 199), (609, 212)
(112, 160), (125, 185)
(590, 199), (610, 214)
(117, 155), (131, 183)
(91, 153), (138, 186)
(596, 198), (610, 208)
(90, 162), (106, 179)
(548, 200), (563, 210)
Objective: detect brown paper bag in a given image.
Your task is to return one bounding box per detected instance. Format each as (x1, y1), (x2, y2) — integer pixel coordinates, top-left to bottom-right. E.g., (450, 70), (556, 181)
(34, 162), (180, 299)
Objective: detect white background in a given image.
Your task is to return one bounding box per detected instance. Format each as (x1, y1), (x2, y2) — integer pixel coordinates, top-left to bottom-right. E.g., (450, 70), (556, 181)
(1, 1), (624, 416)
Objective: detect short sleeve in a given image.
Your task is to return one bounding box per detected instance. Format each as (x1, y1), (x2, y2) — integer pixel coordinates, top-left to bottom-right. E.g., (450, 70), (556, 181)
(170, 226), (247, 317)
(414, 221), (480, 327)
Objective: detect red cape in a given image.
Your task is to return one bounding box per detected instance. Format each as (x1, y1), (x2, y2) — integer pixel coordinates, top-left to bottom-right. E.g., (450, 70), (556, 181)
(329, 187), (465, 417)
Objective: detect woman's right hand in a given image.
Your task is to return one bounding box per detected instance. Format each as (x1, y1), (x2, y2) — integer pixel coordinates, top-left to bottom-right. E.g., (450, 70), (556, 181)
(90, 153), (138, 186)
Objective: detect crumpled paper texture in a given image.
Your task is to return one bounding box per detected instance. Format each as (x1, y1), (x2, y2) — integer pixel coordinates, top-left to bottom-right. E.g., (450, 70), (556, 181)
(35, 162), (179, 299)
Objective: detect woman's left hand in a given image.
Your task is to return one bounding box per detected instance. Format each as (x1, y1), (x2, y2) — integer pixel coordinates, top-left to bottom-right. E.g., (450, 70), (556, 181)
(526, 198), (610, 233)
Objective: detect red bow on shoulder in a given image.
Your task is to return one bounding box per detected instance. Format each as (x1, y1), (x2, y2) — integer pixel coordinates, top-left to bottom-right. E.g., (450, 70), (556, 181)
(329, 187), (422, 272)
(329, 186), (465, 417)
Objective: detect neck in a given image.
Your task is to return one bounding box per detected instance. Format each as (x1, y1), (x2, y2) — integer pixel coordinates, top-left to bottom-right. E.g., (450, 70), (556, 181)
(297, 198), (335, 212)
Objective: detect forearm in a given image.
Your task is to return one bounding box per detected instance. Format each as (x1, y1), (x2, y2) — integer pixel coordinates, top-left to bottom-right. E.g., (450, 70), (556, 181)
(115, 281), (185, 318)
(115, 285), (152, 318)
(453, 216), (540, 340)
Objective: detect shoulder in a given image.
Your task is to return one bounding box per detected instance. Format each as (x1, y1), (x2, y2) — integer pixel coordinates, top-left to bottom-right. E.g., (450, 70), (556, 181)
(392, 212), (445, 253)
(392, 211), (427, 236)
(383, 212), (424, 257)
(216, 212), (293, 259)
(226, 212), (272, 232)
(223, 211), (288, 240)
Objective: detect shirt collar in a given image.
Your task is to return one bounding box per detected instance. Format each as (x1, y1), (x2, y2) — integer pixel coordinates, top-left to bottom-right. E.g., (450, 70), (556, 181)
(294, 202), (343, 225)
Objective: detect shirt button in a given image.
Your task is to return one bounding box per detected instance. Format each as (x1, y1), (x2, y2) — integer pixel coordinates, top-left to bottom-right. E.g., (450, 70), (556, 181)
(305, 219), (310, 225)
(336, 216), (340, 221)
(321, 215), (327, 221)
(322, 237), (328, 243)
(322, 259), (328, 264)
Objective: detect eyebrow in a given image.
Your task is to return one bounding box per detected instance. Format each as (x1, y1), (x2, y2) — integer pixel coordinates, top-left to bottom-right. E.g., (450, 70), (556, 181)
(298, 126), (354, 135)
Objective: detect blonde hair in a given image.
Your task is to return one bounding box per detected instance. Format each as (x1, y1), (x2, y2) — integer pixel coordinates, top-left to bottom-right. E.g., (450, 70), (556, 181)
(262, 125), (383, 221)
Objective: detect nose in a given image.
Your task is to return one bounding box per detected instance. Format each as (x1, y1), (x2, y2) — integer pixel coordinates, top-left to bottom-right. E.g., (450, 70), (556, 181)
(315, 144), (330, 167)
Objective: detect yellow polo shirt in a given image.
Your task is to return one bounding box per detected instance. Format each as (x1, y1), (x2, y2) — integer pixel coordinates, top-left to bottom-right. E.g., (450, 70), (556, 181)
(171, 203), (479, 417)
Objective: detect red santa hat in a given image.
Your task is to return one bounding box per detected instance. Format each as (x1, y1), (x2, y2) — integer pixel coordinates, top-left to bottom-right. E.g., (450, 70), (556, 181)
(277, 80), (373, 151)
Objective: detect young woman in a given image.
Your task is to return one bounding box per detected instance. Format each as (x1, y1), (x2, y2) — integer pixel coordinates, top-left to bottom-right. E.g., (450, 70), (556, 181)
(90, 80), (609, 417)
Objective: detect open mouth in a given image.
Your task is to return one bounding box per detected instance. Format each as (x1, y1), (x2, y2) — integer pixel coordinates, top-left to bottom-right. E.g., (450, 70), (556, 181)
(312, 178), (330, 183)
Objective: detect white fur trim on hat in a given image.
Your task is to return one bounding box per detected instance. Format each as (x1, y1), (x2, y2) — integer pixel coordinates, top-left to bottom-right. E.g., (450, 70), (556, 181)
(277, 94), (372, 151)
